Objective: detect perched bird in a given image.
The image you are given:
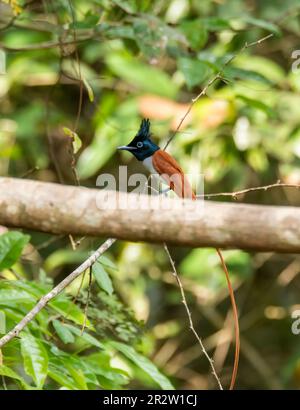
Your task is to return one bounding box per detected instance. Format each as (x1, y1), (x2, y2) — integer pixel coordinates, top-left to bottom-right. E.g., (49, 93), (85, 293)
(117, 118), (239, 390)
(117, 119), (195, 200)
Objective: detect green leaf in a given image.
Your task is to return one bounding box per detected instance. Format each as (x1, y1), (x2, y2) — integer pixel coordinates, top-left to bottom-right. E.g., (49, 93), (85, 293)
(234, 55), (285, 84)
(180, 20), (208, 50)
(133, 18), (163, 59)
(63, 127), (82, 154)
(92, 261), (114, 295)
(243, 16), (281, 36)
(65, 324), (104, 349)
(20, 333), (48, 388)
(76, 120), (120, 179)
(109, 341), (174, 390)
(224, 66), (272, 85)
(50, 298), (91, 327)
(84, 352), (129, 383)
(70, 11), (99, 29)
(178, 57), (211, 88)
(66, 365), (88, 390)
(180, 249), (251, 291)
(106, 52), (177, 98)
(44, 249), (89, 271)
(0, 365), (31, 388)
(112, 0), (137, 14)
(0, 231), (30, 270)
(52, 320), (75, 344)
(247, 148), (268, 172)
(0, 289), (34, 305)
(201, 17), (232, 31)
(99, 255), (118, 270)
(236, 95), (275, 118)
(83, 78), (94, 102)
(0, 311), (6, 334)
(48, 365), (79, 390)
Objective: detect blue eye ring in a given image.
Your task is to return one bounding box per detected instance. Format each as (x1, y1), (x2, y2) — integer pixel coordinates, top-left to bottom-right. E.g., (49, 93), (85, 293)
(137, 141), (143, 148)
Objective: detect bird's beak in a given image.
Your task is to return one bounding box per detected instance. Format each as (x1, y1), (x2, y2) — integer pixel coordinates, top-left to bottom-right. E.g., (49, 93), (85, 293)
(117, 145), (137, 151)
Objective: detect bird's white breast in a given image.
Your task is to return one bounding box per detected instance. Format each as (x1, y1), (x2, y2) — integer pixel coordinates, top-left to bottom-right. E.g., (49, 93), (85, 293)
(142, 155), (169, 191)
(142, 156), (156, 174)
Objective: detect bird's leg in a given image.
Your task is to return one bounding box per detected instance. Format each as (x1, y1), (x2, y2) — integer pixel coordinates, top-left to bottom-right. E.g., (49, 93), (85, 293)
(160, 187), (171, 196)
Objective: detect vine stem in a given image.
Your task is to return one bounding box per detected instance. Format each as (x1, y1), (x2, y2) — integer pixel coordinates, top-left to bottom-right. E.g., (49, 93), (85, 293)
(216, 248), (240, 390)
(163, 243), (223, 390)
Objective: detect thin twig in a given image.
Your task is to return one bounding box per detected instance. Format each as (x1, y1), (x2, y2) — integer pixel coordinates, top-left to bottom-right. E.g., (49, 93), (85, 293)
(67, 0), (82, 187)
(163, 33), (274, 150)
(20, 166), (39, 179)
(163, 243), (223, 390)
(62, 265), (87, 324)
(81, 266), (92, 335)
(0, 238), (116, 348)
(199, 182), (300, 199)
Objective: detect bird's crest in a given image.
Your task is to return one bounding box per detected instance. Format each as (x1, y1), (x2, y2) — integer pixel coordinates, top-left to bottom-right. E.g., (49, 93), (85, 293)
(137, 118), (151, 139)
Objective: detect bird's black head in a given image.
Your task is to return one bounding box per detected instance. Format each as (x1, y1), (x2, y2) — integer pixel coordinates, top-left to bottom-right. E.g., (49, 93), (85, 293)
(117, 119), (160, 161)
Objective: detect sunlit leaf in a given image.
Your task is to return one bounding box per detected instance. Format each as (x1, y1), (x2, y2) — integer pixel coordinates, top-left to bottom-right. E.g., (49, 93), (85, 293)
(44, 249), (89, 271)
(48, 365), (79, 390)
(20, 333), (48, 388)
(66, 365), (88, 390)
(52, 320), (75, 344)
(92, 261), (114, 295)
(109, 341), (174, 390)
(236, 95), (275, 118)
(112, 0), (137, 14)
(63, 127), (82, 154)
(243, 16), (281, 36)
(0, 311), (6, 334)
(178, 57), (212, 88)
(106, 52), (177, 98)
(65, 323), (104, 349)
(99, 255), (118, 270)
(83, 78), (94, 102)
(0, 231), (30, 270)
(0, 289), (34, 305)
(0, 365), (30, 388)
(201, 17), (232, 31)
(224, 66), (272, 85)
(180, 19), (208, 50)
(50, 298), (92, 328)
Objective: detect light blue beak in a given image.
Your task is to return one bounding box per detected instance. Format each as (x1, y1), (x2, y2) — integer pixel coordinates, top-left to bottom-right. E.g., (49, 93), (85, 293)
(117, 145), (137, 151)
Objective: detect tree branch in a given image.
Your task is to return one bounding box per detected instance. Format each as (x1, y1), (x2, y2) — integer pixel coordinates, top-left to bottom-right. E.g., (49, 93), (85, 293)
(0, 177), (300, 253)
(200, 182), (300, 199)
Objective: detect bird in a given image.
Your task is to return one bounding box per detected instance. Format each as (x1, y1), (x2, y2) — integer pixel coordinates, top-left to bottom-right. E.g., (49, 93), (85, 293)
(117, 118), (240, 390)
(117, 118), (196, 200)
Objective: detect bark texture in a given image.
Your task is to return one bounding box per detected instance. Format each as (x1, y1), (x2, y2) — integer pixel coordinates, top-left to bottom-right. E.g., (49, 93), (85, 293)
(0, 177), (299, 253)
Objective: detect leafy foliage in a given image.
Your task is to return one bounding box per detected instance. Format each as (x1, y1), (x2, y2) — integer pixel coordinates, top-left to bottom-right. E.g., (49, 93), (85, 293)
(0, 232), (172, 389)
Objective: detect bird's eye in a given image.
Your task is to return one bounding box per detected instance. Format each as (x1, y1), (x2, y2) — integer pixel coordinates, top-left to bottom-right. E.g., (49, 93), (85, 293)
(137, 141), (143, 148)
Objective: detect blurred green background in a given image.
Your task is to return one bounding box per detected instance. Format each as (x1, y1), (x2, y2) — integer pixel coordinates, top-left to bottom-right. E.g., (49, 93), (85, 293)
(1, 0), (300, 390)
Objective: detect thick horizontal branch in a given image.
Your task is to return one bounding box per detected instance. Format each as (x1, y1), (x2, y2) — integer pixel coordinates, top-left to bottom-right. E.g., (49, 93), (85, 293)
(0, 177), (299, 253)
